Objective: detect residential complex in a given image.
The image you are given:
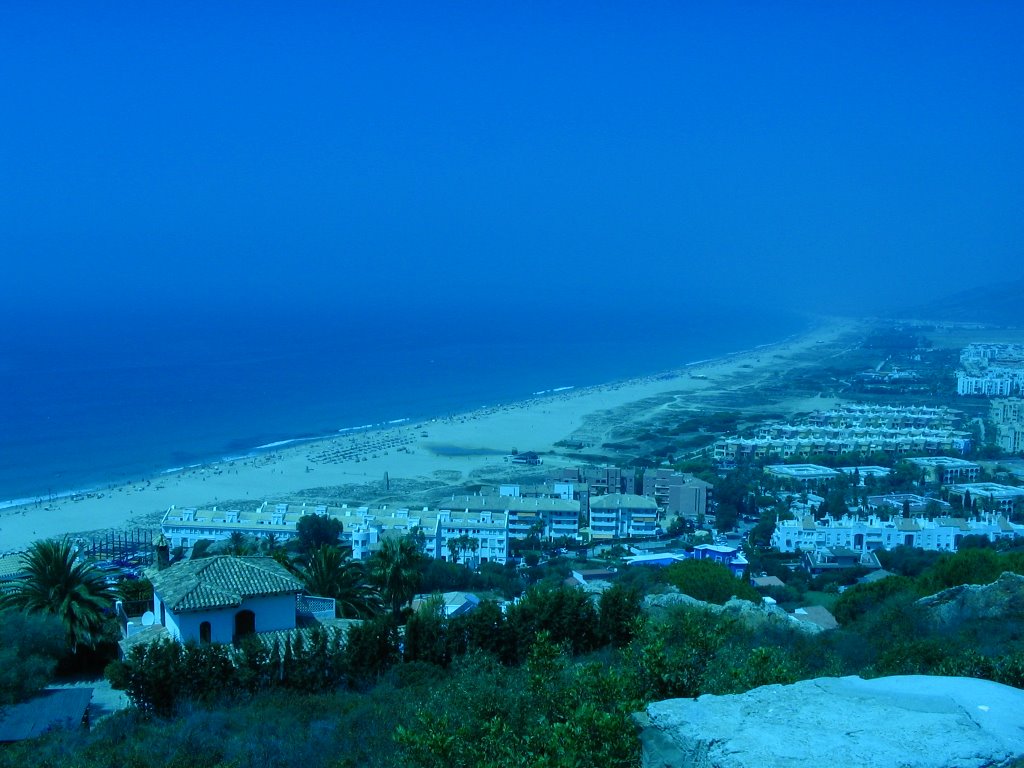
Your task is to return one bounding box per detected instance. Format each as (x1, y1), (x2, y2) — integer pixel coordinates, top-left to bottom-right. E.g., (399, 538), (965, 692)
(907, 456), (981, 485)
(547, 465), (636, 496)
(715, 427), (970, 464)
(438, 495), (580, 542)
(960, 343), (1024, 366)
(803, 404), (960, 430)
(162, 501), (511, 565)
(765, 464), (840, 485)
(956, 370), (1024, 397)
(715, 403), (971, 465)
(957, 344), (1024, 397)
(946, 483), (1024, 514)
(588, 494), (659, 539)
(642, 469), (712, 518)
(991, 398), (1024, 454)
(772, 512), (1022, 554)
(865, 493), (951, 516)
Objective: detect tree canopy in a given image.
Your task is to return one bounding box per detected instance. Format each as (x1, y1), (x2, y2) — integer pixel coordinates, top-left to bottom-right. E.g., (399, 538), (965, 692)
(0, 539), (115, 653)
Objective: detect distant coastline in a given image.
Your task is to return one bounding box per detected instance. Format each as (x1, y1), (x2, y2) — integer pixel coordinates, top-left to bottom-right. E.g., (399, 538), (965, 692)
(0, 328), (806, 510)
(0, 316), (851, 553)
(0, 310), (810, 506)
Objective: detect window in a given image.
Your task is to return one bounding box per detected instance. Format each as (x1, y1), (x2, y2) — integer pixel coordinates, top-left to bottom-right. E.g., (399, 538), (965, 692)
(199, 621), (212, 644)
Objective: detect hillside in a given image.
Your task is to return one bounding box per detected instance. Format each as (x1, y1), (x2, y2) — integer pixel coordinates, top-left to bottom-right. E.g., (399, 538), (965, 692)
(891, 278), (1024, 327)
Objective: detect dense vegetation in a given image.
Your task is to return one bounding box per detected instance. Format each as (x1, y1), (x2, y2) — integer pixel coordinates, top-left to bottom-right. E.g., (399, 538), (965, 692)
(2, 544), (1023, 768)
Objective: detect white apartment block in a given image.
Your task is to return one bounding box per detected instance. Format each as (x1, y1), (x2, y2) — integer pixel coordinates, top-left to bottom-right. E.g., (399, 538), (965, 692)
(715, 428), (971, 464)
(991, 398), (1024, 454)
(804, 404), (960, 430)
(161, 501), (510, 564)
(961, 344), (1024, 365)
(946, 483), (1024, 514)
(907, 456), (981, 485)
(588, 493), (659, 540)
(766, 464), (840, 484)
(772, 512), (1022, 554)
(957, 370), (1024, 397)
(437, 494), (581, 541)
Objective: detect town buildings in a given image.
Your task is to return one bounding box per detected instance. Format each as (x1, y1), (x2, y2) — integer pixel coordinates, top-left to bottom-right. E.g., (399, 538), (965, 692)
(641, 469), (712, 518)
(946, 483), (1024, 514)
(715, 427), (971, 464)
(715, 404), (971, 465)
(991, 398), (1024, 454)
(907, 456), (981, 485)
(957, 344), (1024, 397)
(162, 501), (512, 565)
(588, 494), (659, 539)
(771, 511), (1022, 554)
(765, 464), (839, 485)
(865, 493), (951, 516)
(438, 495), (578, 543)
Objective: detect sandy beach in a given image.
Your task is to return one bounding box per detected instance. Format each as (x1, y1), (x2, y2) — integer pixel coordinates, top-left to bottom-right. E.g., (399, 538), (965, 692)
(0, 317), (862, 553)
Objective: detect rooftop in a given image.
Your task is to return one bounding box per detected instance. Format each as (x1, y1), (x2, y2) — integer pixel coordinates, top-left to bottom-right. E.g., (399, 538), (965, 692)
(765, 464), (840, 479)
(907, 456), (980, 468)
(589, 493), (659, 510)
(149, 556), (302, 614)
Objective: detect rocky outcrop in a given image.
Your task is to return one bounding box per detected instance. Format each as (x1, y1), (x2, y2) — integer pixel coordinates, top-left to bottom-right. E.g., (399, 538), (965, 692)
(644, 591), (824, 635)
(636, 675), (1024, 768)
(916, 571), (1024, 630)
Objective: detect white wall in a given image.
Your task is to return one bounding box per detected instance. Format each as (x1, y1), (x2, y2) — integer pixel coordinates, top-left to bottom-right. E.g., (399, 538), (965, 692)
(157, 593), (297, 643)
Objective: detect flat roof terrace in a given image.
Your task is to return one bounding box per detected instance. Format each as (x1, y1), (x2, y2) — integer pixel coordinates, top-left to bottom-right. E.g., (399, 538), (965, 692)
(765, 464), (840, 481)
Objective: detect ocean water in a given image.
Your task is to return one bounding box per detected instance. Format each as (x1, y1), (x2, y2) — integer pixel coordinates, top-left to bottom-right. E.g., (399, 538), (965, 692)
(0, 306), (807, 503)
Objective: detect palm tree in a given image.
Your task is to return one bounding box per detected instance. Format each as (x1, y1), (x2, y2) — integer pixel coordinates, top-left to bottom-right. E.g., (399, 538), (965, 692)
(371, 536), (422, 617)
(0, 539), (115, 653)
(302, 545), (382, 619)
(226, 531), (258, 556)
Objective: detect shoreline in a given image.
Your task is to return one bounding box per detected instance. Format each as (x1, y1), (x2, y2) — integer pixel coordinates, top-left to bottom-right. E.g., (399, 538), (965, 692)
(0, 326), (810, 510)
(0, 316), (857, 554)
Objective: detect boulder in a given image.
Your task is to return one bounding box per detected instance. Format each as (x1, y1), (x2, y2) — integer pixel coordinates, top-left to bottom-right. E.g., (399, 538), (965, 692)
(636, 675), (1024, 768)
(643, 591), (823, 635)
(916, 571), (1024, 630)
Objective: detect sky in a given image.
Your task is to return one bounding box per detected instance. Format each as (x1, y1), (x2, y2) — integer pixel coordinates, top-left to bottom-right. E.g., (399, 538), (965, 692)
(2, 2), (1022, 320)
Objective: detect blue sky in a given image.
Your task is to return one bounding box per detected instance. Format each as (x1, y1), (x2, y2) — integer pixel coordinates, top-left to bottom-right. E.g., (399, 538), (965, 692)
(2, 2), (1021, 318)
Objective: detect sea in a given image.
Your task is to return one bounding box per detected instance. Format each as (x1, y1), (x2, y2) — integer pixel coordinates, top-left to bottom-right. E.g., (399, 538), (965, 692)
(0, 305), (809, 505)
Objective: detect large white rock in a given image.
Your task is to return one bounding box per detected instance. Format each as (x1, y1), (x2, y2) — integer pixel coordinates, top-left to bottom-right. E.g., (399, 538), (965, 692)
(636, 675), (1024, 768)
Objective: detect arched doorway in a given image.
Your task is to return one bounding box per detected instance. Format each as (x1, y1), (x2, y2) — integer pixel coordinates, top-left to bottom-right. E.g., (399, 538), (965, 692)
(199, 621), (212, 644)
(234, 609), (256, 641)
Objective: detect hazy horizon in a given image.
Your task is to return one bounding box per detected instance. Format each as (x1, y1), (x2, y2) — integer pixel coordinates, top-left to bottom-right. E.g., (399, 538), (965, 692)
(2, 3), (1022, 321)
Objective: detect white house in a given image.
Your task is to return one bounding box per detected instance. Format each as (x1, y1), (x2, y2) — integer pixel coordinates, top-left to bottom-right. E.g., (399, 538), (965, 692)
(147, 556), (304, 645)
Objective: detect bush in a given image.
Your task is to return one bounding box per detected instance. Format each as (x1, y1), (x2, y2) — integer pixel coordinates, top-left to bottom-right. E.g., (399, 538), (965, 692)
(663, 559), (761, 605)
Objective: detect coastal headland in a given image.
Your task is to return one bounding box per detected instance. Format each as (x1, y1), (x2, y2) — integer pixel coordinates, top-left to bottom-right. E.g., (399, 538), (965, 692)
(0, 317), (863, 552)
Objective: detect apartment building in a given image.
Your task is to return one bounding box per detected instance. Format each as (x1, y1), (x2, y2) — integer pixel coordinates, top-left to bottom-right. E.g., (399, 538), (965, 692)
(991, 398), (1024, 454)
(946, 483), (1024, 514)
(161, 501), (510, 564)
(642, 469), (713, 517)
(438, 494), (581, 541)
(772, 511), (1022, 554)
(908, 456), (981, 485)
(588, 493), (659, 540)
(715, 428), (971, 464)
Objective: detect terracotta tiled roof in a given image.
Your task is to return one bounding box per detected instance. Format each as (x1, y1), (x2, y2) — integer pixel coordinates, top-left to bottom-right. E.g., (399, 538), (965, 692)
(150, 556), (301, 614)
